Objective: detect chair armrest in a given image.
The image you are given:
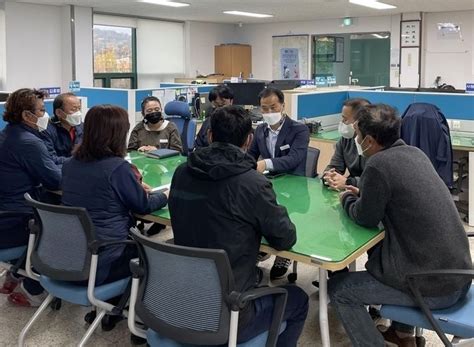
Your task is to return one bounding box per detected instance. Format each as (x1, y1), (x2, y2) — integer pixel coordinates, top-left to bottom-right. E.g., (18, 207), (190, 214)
(129, 258), (144, 278)
(405, 269), (473, 346)
(88, 239), (136, 254)
(229, 287), (288, 347)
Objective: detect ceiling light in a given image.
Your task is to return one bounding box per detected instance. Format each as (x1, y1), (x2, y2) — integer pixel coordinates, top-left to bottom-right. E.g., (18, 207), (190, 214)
(349, 0), (396, 10)
(223, 11), (273, 18)
(139, 0), (190, 7)
(372, 33), (389, 39)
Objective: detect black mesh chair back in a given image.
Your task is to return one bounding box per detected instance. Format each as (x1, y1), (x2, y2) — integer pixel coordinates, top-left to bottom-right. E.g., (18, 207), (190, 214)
(24, 193), (96, 281)
(132, 231), (235, 345)
(305, 146), (320, 178)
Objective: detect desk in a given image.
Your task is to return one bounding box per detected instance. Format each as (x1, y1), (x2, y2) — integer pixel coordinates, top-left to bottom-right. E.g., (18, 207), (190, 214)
(129, 151), (383, 346)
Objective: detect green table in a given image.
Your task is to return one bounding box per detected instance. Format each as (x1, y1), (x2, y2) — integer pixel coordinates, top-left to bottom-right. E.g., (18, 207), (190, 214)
(129, 151), (383, 347)
(310, 129), (340, 143)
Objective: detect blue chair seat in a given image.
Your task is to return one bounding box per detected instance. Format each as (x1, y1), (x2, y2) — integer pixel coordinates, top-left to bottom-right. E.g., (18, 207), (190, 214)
(380, 286), (474, 338)
(146, 322), (287, 347)
(0, 246), (27, 262)
(39, 276), (130, 306)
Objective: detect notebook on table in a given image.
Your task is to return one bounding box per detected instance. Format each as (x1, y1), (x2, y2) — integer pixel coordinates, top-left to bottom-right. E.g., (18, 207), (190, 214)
(144, 148), (180, 159)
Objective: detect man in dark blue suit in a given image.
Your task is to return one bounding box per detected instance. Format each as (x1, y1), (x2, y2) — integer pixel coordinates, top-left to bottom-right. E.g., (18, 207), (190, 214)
(248, 87), (309, 176)
(248, 87), (310, 280)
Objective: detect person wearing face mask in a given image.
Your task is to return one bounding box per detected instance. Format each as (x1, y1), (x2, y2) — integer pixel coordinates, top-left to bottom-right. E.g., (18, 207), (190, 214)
(323, 98), (370, 191)
(194, 85), (234, 148)
(248, 87), (309, 280)
(127, 96), (182, 153)
(42, 93), (84, 165)
(248, 87), (309, 177)
(169, 105), (308, 347)
(330, 104), (472, 347)
(0, 88), (61, 307)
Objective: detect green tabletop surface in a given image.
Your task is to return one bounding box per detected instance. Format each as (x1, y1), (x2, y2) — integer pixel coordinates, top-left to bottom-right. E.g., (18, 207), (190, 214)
(310, 130), (340, 142)
(129, 151), (381, 263)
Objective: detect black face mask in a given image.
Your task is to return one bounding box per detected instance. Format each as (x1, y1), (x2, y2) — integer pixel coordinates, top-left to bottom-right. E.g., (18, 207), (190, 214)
(144, 111), (162, 124)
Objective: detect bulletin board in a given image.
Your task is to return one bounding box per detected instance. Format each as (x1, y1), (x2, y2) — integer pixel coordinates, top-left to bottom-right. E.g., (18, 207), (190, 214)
(272, 35), (309, 80)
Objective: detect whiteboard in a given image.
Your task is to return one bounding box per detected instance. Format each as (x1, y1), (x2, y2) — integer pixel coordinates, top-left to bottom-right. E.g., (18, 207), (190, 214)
(399, 47), (419, 88)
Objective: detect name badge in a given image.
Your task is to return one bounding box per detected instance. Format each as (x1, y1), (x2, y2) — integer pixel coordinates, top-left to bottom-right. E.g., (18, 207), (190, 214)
(159, 139), (169, 143)
(280, 144), (290, 151)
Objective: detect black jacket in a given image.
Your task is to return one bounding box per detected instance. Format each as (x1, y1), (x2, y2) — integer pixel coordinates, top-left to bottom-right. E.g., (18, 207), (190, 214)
(169, 142), (296, 294)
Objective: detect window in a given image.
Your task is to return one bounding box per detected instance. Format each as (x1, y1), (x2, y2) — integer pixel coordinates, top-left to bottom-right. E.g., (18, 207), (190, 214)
(93, 25), (137, 88)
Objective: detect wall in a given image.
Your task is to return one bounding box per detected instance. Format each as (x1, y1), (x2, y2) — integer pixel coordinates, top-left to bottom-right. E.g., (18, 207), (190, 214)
(0, 3), (6, 90)
(4, 2), (64, 91)
(184, 21), (238, 77)
(237, 15), (398, 82)
(73, 6), (94, 88)
(422, 11), (474, 89)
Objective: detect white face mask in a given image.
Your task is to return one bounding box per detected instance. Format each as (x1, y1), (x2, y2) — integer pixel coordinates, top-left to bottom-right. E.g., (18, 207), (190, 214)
(35, 112), (50, 132)
(338, 121), (355, 139)
(355, 135), (371, 157)
(262, 112), (282, 126)
(65, 111), (82, 126)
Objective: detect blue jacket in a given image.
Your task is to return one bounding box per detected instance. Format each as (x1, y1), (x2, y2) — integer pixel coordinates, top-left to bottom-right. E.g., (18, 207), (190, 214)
(42, 121), (83, 165)
(401, 103), (453, 187)
(61, 156), (167, 284)
(0, 124), (61, 247)
(248, 117), (309, 176)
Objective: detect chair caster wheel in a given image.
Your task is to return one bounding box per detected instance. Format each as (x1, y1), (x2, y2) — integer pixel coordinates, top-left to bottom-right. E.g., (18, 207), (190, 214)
(50, 298), (62, 310)
(84, 310), (97, 324)
(101, 314), (122, 331)
(415, 336), (426, 347)
(131, 333), (147, 345)
(287, 273), (297, 283)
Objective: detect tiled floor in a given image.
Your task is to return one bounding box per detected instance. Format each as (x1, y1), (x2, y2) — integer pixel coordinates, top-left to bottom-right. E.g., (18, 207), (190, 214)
(1, 226), (473, 347)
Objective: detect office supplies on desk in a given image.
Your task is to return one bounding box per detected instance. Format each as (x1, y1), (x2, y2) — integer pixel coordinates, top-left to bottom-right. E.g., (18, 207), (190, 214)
(145, 149), (180, 159)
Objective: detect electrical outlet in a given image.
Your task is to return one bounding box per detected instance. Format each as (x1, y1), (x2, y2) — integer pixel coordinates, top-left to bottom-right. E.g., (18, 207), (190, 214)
(452, 120), (461, 130)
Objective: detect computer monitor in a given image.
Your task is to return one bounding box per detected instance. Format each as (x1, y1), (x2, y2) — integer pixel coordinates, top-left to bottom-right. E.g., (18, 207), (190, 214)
(269, 80), (301, 91)
(224, 82), (266, 106)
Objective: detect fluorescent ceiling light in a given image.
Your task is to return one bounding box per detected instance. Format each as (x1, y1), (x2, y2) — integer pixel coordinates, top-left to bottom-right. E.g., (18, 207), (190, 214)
(349, 0), (396, 10)
(372, 33), (389, 39)
(223, 11), (273, 18)
(139, 0), (190, 7)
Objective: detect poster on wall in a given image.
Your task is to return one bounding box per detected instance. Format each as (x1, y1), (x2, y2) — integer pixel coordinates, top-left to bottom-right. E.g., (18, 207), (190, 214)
(272, 35), (309, 80)
(280, 48), (300, 79)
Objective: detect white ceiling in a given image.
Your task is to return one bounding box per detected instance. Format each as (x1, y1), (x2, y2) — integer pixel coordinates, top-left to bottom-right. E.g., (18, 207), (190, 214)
(10, 0), (474, 23)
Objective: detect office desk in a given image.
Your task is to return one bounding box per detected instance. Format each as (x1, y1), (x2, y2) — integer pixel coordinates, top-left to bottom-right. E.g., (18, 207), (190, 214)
(129, 151), (383, 346)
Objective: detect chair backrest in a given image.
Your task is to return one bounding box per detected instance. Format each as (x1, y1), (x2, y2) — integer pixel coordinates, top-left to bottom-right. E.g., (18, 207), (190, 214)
(24, 193), (96, 282)
(132, 231), (235, 345)
(400, 102), (453, 187)
(305, 146), (320, 178)
(164, 101), (196, 154)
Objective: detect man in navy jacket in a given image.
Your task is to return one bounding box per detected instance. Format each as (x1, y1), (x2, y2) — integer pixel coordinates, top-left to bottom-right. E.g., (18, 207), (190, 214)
(248, 87), (310, 280)
(248, 87), (309, 176)
(42, 93), (83, 165)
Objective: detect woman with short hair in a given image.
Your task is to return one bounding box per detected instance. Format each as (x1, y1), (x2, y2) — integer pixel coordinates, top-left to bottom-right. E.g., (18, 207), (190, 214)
(62, 104), (168, 285)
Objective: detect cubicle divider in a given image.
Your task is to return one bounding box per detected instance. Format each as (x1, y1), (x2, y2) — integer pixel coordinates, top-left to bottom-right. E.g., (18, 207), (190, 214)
(294, 89), (474, 129)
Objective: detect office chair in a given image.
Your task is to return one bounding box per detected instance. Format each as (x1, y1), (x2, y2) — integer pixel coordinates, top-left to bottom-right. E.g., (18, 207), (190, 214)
(164, 100), (197, 155)
(128, 229), (288, 347)
(380, 270), (474, 347)
(305, 146), (320, 178)
(0, 211), (32, 278)
(19, 193), (131, 347)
